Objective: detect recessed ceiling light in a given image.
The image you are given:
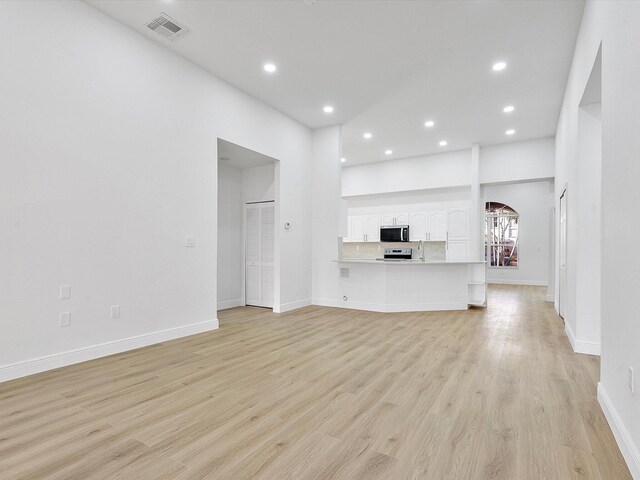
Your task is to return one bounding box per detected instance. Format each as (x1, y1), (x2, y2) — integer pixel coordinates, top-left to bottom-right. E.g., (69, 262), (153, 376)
(340, 157), (346, 163)
(439, 140), (447, 146)
(424, 120), (435, 127)
(385, 150), (393, 155)
(323, 105), (334, 113)
(263, 63), (277, 73)
(506, 129), (516, 135)
(363, 132), (372, 139)
(503, 105), (515, 113)
(492, 61), (507, 72)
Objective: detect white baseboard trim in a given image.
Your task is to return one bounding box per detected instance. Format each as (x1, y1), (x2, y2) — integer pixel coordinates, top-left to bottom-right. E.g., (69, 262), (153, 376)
(565, 320), (577, 351)
(487, 280), (548, 286)
(274, 298), (312, 314)
(546, 293), (554, 303)
(217, 298), (243, 310)
(313, 297), (468, 313)
(598, 383), (640, 479)
(0, 319), (219, 384)
(575, 339), (601, 356)
(564, 321), (601, 356)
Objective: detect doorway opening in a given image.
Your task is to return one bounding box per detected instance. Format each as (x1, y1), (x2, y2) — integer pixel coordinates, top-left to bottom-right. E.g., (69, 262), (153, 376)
(217, 139), (278, 311)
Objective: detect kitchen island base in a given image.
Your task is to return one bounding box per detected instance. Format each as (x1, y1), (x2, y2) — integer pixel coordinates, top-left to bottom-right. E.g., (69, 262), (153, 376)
(320, 260), (486, 312)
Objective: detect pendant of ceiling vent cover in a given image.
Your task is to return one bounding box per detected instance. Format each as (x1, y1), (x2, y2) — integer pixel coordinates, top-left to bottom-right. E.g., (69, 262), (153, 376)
(147, 13), (190, 42)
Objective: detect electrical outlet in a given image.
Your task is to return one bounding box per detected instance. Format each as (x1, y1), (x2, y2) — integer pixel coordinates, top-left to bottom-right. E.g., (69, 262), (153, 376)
(629, 367), (635, 394)
(185, 236), (196, 247)
(59, 312), (70, 327)
(59, 284), (71, 300)
(111, 305), (120, 319)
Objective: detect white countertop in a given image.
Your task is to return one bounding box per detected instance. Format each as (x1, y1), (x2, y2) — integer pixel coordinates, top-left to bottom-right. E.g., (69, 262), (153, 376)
(334, 259), (486, 265)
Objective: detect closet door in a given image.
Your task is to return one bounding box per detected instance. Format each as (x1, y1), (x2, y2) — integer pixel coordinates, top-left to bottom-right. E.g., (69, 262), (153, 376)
(245, 202), (274, 308)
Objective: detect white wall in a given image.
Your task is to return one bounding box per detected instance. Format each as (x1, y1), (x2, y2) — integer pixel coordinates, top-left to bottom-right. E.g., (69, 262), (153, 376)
(482, 180), (553, 286)
(217, 164), (243, 309)
(311, 126), (342, 305)
(347, 187), (471, 217)
(243, 164), (275, 204)
(342, 149), (471, 197)
(575, 103), (601, 351)
(555, 1), (640, 476)
(479, 137), (555, 185)
(0, 0), (312, 380)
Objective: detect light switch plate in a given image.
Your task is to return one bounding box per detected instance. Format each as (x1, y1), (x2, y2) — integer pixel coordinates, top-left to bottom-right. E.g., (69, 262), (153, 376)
(111, 305), (121, 319)
(60, 284), (71, 300)
(59, 312), (70, 327)
(185, 236), (196, 247)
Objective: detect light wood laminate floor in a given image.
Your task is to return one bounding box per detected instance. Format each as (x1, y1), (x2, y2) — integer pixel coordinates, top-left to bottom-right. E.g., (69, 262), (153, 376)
(0, 285), (631, 479)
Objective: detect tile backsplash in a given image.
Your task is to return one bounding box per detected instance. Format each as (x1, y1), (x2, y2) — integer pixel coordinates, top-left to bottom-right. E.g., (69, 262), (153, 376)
(342, 241), (446, 261)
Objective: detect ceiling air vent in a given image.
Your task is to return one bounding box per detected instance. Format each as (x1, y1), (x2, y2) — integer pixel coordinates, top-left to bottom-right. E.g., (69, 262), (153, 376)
(147, 13), (190, 42)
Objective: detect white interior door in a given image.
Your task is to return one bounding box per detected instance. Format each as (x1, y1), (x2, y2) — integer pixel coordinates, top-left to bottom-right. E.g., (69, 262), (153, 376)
(245, 202), (274, 308)
(559, 191), (567, 319)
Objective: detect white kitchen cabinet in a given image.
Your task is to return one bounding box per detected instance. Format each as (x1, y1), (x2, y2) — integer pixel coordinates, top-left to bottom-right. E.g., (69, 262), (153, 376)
(346, 215), (379, 242)
(427, 210), (447, 241)
(364, 215), (380, 242)
(380, 214), (395, 226)
(380, 213), (408, 226)
(446, 240), (469, 261)
(447, 208), (470, 240)
(409, 212), (428, 241)
(349, 216), (365, 242)
(394, 213), (409, 225)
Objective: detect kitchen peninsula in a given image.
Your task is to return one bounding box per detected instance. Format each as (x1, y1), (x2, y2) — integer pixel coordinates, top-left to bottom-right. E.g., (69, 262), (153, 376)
(333, 257), (486, 312)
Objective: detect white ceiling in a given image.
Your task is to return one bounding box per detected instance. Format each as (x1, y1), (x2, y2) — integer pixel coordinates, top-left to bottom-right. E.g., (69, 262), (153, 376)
(218, 139), (276, 169)
(87, 0), (584, 166)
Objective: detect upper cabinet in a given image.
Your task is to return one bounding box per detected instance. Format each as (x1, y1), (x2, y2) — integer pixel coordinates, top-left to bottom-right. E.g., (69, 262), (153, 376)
(394, 213), (409, 225)
(380, 214), (395, 226)
(348, 215), (366, 242)
(381, 213), (408, 226)
(345, 214), (380, 242)
(364, 215), (380, 242)
(447, 208), (470, 240)
(409, 212), (427, 241)
(345, 207), (470, 257)
(428, 211), (448, 241)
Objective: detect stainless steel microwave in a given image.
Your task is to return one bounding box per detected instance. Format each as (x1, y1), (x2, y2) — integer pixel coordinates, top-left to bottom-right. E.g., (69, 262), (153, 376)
(380, 225), (409, 242)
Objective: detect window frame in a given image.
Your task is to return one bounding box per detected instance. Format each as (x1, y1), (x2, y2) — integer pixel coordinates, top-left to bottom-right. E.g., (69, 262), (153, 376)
(485, 202), (519, 269)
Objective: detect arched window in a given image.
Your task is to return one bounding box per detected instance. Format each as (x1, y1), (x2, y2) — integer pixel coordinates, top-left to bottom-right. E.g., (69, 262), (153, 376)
(485, 202), (519, 267)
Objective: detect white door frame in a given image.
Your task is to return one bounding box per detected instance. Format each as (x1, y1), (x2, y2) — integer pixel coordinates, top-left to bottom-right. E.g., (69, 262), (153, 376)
(559, 188), (568, 320)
